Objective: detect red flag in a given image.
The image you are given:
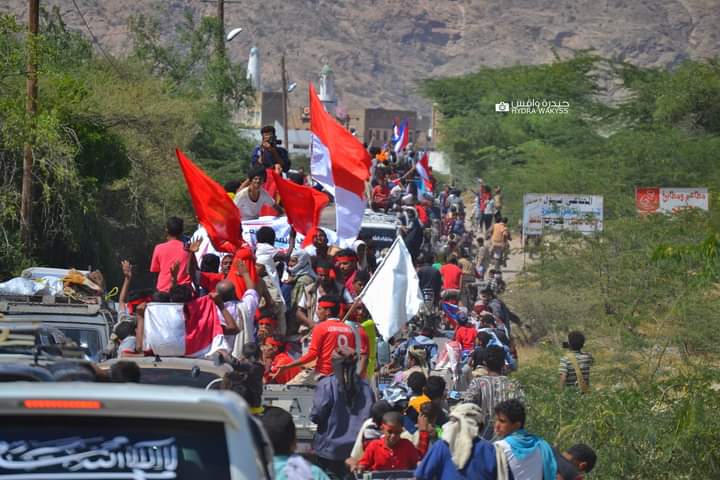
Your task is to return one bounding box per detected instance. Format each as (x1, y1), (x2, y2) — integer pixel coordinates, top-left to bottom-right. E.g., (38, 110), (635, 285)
(225, 246), (258, 299)
(176, 149), (240, 253)
(271, 170), (329, 237)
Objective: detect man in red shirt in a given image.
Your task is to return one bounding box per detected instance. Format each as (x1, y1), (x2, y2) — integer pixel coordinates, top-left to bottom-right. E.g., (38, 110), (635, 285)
(371, 182), (391, 212)
(263, 336), (299, 384)
(334, 249), (358, 294)
(357, 411), (421, 472)
(439, 257), (463, 291)
(150, 217), (192, 293)
(453, 310), (478, 351)
(275, 295), (356, 380)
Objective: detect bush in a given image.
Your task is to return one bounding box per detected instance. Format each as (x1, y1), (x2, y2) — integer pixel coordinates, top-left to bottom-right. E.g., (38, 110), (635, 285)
(516, 362), (720, 479)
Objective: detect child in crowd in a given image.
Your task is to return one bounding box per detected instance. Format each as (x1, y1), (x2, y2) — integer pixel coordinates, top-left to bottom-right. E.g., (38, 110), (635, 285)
(357, 411), (421, 472)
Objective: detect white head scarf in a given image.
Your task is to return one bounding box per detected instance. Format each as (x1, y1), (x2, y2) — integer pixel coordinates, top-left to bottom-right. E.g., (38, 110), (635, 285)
(441, 403), (484, 469)
(352, 240), (368, 271)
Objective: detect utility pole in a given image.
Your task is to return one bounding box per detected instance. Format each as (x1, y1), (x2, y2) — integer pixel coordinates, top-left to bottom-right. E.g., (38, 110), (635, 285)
(216, 0), (225, 59)
(215, 0), (225, 104)
(281, 54), (289, 150)
(21, 0), (39, 254)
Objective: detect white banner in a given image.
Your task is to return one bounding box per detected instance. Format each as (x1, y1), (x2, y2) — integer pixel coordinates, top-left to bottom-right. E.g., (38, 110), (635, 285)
(241, 216), (337, 250)
(523, 194), (603, 236)
(191, 217), (338, 265)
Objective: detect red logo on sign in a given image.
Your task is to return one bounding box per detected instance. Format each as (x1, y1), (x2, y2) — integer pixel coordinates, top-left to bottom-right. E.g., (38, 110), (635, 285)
(636, 188), (660, 214)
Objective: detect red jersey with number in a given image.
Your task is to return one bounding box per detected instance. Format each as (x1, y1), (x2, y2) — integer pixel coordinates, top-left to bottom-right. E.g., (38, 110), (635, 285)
(298, 319), (356, 376)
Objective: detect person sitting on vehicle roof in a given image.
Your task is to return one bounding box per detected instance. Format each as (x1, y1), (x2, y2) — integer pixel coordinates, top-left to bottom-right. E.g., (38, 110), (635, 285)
(262, 335), (300, 384)
(295, 259), (345, 332)
(304, 227), (333, 265)
(256, 313), (278, 344)
(333, 249), (358, 297)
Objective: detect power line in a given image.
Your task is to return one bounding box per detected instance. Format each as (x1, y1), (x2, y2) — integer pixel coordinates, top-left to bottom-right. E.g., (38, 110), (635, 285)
(70, 0), (125, 78)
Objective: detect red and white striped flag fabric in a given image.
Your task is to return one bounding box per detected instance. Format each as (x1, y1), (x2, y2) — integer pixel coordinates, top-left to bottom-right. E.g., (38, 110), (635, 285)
(143, 297), (227, 358)
(415, 151), (433, 193)
(309, 83), (371, 247)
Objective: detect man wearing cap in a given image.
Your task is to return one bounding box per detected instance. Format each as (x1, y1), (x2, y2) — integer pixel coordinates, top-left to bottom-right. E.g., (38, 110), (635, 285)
(276, 295), (356, 384)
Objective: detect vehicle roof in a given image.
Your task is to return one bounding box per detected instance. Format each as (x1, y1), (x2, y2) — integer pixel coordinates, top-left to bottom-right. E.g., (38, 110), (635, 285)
(0, 382), (250, 428)
(0, 295), (109, 325)
(0, 315), (109, 327)
(99, 356), (233, 375)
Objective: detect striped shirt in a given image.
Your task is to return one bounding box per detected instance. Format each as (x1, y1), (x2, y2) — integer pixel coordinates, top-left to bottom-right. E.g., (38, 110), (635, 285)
(464, 375), (524, 439)
(559, 351), (593, 387)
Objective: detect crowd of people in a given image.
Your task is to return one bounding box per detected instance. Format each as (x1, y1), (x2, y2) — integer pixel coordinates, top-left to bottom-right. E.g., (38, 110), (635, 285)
(102, 125), (597, 479)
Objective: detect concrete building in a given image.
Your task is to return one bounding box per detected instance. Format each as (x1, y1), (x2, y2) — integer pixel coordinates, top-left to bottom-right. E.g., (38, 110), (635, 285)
(344, 108), (431, 148)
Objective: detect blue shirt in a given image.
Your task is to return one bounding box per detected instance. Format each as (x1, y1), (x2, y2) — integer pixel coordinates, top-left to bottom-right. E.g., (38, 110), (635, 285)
(415, 438), (497, 480)
(251, 145), (290, 172)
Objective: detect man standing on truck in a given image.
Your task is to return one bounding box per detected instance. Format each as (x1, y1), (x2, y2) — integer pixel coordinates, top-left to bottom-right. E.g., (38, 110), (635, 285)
(275, 295), (356, 385)
(150, 217), (191, 293)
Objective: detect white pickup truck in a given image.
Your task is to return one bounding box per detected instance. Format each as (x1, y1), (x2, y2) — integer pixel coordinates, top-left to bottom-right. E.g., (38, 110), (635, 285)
(0, 382), (273, 479)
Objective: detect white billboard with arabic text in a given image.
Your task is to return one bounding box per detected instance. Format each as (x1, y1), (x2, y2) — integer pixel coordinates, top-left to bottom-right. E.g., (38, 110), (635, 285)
(523, 194), (603, 236)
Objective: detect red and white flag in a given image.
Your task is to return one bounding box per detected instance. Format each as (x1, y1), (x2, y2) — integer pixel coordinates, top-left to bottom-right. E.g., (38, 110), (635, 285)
(143, 297), (227, 358)
(309, 83), (371, 247)
(415, 151), (433, 193)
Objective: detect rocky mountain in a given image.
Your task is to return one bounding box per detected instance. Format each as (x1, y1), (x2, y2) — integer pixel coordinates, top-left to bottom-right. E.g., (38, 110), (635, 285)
(3, 0), (719, 113)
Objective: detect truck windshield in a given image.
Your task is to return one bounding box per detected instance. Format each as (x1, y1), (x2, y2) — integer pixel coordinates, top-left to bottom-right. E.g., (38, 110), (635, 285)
(53, 327), (103, 359)
(0, 416), (231, 479)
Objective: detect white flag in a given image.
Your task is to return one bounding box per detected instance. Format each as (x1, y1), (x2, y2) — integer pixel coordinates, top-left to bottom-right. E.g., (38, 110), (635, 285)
(360, 236), (423, 340)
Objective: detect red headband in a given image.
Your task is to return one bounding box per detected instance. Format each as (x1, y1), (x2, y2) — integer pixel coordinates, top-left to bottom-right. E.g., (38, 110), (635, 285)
(315, 267), (337, 279)
(318, 300), (339, 309)
(259, 317), (277, 326)
(334, 256), (356, 263)
(264, 337), (283, 348)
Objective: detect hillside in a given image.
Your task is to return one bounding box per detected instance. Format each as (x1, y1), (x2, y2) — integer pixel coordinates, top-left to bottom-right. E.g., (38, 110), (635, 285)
(3, 0), (719, 112)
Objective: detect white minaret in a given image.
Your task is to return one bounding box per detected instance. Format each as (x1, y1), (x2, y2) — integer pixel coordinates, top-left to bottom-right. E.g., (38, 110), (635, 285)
(318, 63), (337, 116)
(247, 46), (261, 90)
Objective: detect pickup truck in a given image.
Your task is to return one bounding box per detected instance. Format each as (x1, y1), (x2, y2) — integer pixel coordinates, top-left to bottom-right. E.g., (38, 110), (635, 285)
(0, 382), (273, 479)
(0, 267), (115, 361)
(0, 294), (114, 361)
